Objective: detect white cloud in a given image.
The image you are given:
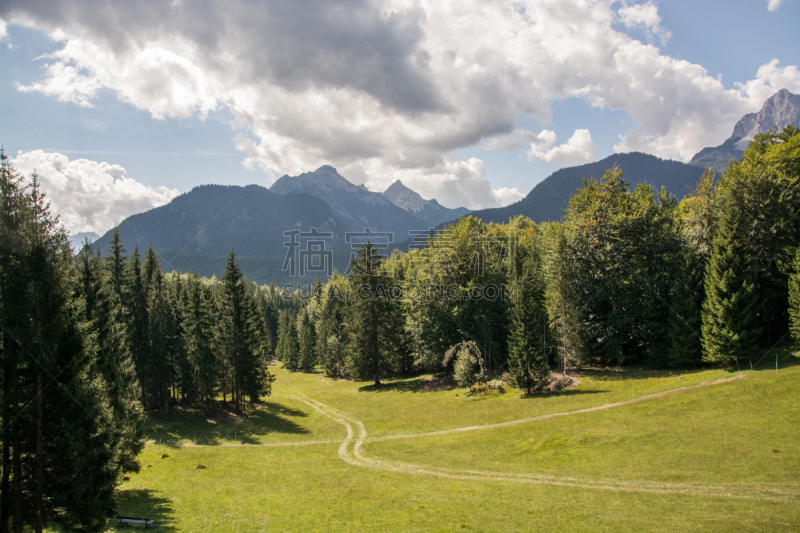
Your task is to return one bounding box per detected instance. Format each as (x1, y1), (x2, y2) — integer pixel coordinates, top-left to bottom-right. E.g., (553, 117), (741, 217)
(767, 0), (783, 11)
(526, 129), (599, 166)
(3, 0), (800, 207)
(618, 1), (671, 45)
(0, 18), (7, 41)
(10, 150), (179, 235)
(735, 59), (800, 105)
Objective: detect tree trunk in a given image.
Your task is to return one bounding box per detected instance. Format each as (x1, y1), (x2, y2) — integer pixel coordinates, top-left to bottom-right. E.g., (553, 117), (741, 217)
(1, 362), (11, 533)
(35, 372), (43, 533)
(12, 381), (22, 533)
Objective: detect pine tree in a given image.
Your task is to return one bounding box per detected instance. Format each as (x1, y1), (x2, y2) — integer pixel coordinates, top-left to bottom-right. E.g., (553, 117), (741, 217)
(788, 248), (800, 341)
(277, 309), (300, 371)
(148, 267), (174, 412)
(667, 248), (705, 367)
(105, 226), (127, 303)
(316, 275), (347, 378)
(77, 244), (144, 475)
(218, 252), (269, 410)
(0, 148), (28, 532)
(507, 252), (551, 394)
(298, 309), (316, 372)
(126, 245), (150, 408)
(701, 218), (762, 364)
(169, 272), (192, 404)
(0, 161), (125, 531)
(345, 243), (395, 385)
(185, 274), (218, 407)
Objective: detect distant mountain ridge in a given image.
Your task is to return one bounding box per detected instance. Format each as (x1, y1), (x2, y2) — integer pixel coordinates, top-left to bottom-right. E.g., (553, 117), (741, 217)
(94, 184), (349, 259)
(270, 165), (464, 239)
(382, 180), (470, 226)
(465, 152), (705, 225)
(690, 89), (800, 173)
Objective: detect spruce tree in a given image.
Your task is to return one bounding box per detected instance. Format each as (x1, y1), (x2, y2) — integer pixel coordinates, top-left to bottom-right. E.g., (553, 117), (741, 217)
(126, 245), (150, 408)
(148, 267), (174, 412)
(667, 248), (705, 367)
(219, 252), (269, 410)
(170, 272), (192, 403)
(316, 275), (347, 378)
(298, 309), (316, 372)
(788, 248), (800, 341)
(507, 252), (551, 394)
(345, 243), (395, 385)
(277, 309), (300, 371)
(77, 244), (144, 475)
(701, 218), (762, 364)
(185, 274), (218, 407)
(0, 161), (124, 531)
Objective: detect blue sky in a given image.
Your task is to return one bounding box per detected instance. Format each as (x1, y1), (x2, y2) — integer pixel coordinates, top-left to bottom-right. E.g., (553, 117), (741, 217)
(0, 0), (799, 234)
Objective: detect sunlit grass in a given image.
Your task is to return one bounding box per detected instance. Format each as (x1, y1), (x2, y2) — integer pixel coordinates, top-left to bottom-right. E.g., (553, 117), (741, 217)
(99, 349), (800, 532)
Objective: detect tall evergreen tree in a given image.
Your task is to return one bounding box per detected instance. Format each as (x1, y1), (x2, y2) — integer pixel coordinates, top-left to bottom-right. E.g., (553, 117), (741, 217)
(667, 247), (705, 367)
(219, 252), (269, 410)
(126, 245), (150, 408)
(298, 309), (316, 372)
(701, 217), (762, 364)
(507, 251), (551, 394)
(0, 159), (128, 531)
(316, 274), (348, 378)
(276, 309), (299, 371)
(346, 243), (395, 385)
(77, 244), (144, 475)
(787, 248), (800, 341)
(148, 267), (175, 412)
(185, 274), (218, 406)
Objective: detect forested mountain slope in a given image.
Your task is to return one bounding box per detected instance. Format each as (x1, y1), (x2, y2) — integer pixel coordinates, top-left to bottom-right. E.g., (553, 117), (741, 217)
(467, 152), (705, 224)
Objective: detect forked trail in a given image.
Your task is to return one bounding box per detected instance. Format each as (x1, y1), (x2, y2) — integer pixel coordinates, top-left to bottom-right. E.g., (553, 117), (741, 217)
(282, 376), (800, 502)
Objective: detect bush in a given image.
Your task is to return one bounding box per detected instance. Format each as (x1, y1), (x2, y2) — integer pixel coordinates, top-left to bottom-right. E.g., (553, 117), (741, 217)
(445, 341), (484, 387)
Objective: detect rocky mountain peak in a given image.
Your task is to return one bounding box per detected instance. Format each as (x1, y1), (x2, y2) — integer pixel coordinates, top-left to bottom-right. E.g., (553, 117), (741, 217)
(383, 180), (427, 212)
(731, 89), (800, 148)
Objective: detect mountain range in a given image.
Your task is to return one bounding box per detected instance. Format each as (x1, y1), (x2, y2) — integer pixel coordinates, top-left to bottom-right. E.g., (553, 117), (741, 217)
(270, 165), (468, 238)
(466, 152), (705, 225)
(89, 89), (799, 283)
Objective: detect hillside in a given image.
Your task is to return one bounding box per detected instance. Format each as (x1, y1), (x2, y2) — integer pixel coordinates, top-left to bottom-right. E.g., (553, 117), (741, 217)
(467, 152), (705, 224)
(94, 184), (349, 260)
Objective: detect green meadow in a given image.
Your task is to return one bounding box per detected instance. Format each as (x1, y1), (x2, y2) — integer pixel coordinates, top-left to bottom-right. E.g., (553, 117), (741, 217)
(108, 349), (800, 532)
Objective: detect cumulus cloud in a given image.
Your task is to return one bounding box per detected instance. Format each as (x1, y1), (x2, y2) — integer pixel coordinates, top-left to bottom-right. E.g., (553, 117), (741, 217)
(10, 150), (179, 235)
(767, 0), (783, 11)
(526, 129), (599, 166)
(3, 0), (800, 208)
(735, 59), (800, 106)
(618, 1), (671, 45)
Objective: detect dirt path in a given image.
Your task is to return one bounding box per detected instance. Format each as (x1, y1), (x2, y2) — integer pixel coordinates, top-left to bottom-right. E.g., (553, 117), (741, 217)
(367, 375), (747, 442)
(284, 378), (800, 502)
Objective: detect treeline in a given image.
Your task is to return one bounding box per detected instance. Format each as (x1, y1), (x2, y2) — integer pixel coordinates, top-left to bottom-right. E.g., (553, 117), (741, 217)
(0, 151), (290, 531)
(86, 238), (278, 413)
(275, 127), (800, 390)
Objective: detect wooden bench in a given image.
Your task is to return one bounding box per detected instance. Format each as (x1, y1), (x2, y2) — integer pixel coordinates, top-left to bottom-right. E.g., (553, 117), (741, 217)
(116, 515), (157, 528)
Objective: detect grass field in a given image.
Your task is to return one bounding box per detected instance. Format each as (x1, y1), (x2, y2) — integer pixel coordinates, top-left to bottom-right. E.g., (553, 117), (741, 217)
(106, 348), (800, 532)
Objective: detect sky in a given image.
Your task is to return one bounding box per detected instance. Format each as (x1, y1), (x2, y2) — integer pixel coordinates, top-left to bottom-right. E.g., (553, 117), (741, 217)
(1, 0), (799, 236)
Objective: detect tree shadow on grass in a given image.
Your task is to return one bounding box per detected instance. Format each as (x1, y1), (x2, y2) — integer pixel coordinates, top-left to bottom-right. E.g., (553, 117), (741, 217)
(519, 388), (608, 400)
(144, 400), (311, 447)
(358, 378), (430, 394)
(111, 489), (176, 531)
